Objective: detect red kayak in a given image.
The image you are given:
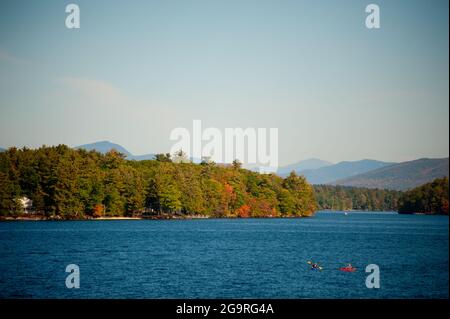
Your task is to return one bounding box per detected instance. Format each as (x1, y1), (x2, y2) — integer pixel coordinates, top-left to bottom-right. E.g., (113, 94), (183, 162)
(340, 267), (357, 272)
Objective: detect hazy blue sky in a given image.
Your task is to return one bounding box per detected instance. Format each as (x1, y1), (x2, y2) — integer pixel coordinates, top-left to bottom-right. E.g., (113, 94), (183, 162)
(0, 0), (448, 165)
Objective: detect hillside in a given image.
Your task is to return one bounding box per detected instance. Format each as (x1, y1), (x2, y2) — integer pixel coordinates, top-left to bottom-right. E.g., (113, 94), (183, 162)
(299, 159), (394, 184)
(333, 158), (449, 191)
(398, 177), (449, 215)
(314, 185), (401, 211)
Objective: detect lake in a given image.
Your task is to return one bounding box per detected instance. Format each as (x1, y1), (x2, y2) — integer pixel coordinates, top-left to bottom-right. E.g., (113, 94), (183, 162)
(0, 211), (448, 298)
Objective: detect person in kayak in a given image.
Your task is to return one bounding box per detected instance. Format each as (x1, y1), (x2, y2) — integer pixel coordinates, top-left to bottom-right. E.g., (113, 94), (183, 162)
(340, 263), (356, 272)
(307, 260), (322, 270)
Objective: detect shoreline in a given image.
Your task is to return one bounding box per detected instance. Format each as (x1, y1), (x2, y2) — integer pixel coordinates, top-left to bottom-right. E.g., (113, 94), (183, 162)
(0, 215), (210, 221)
(2, 211), (444, 221)
(0, 214), (311, 221)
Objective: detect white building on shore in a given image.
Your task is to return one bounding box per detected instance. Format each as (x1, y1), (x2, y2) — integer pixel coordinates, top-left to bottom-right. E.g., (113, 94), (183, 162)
(17, 197), (33, 214)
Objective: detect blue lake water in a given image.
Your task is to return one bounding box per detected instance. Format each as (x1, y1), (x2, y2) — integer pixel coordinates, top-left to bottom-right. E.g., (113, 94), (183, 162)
(0, 211), (448, 299)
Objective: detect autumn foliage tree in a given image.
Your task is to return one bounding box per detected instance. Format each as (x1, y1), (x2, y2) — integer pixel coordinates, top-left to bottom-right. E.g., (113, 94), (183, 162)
(92, 204), (104, 218)
(235, 204), (251, 218)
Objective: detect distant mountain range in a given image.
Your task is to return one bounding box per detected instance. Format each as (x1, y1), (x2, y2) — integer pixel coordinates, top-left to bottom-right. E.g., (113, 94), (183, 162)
(332, 158), (449, 191)
(278, 159), (393, 183)
(301, 159), (395, 184)
(276, 158), (332, 176)
(0, 147), (5, 152)
(75, 141), (155, 161)
(277, 157), (449, 190)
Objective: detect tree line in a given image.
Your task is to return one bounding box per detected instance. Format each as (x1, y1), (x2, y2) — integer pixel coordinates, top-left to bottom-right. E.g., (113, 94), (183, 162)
(2, 145), (446, 218)
(0, 145), (317, 219)
(398, 177), (449, 215)
(313, 185), (402, 211)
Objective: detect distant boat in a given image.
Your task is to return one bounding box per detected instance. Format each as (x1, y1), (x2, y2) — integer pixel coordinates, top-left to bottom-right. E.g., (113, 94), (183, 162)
(344, 212), (348, 216)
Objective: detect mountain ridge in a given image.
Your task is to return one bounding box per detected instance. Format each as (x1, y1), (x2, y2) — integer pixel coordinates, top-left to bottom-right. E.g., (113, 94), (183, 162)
(75, 141), (155, 161)
(277, 158), (332, 176)
(288, 159), (395, 184)
(332, 157), (449, 190)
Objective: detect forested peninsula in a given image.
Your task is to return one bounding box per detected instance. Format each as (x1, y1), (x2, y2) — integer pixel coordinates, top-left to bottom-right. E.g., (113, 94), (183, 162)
(0, 145), (317, 219)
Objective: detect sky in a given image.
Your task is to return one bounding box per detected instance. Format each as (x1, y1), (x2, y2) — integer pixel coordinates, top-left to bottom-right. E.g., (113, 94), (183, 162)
(0, 0), (448, 166)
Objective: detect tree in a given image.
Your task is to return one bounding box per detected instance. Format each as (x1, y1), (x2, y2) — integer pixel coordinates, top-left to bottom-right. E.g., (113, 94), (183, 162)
(236, 204), (251, 218)
(155, 153), (172, 162)
(283, 171), (317, 216)
(0, 172), (22, 216)
(159, 183), (182, 213)
(232, 159), (242, 170)
(51, 147), (85, 218)
(92, 204), (104, 218)
(122, 166), (145, 216)
(278, 189), (296, 216)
